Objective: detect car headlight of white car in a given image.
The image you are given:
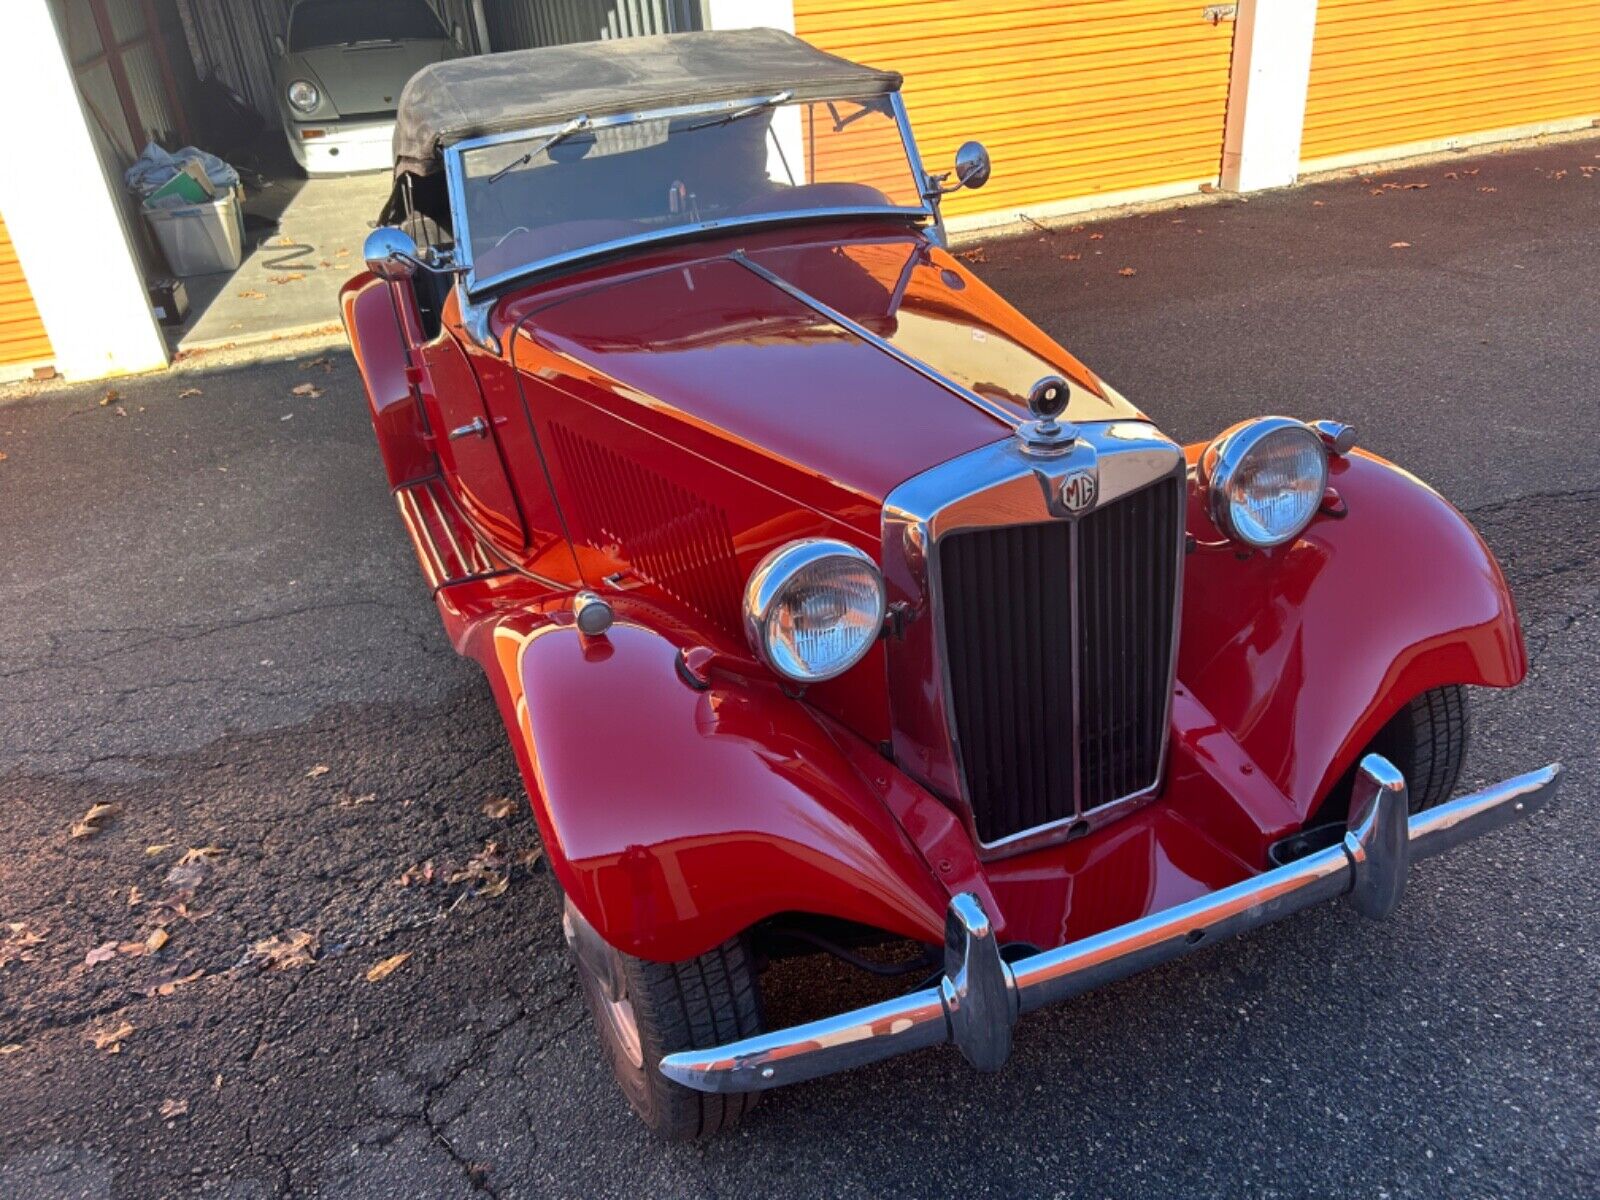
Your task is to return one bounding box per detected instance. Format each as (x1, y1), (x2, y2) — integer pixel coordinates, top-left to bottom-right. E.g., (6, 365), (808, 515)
(287, 80), (321, 114)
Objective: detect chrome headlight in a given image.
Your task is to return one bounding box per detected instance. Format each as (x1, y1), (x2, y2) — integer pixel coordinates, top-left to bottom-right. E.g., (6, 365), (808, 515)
(1201, 417), (1329, 548)
(744, 540), (885, 683)
(287, 80), (320, 114)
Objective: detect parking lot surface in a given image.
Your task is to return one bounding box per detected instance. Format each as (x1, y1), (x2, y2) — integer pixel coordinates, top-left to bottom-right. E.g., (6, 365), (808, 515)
(1, 136), (1596, 1198)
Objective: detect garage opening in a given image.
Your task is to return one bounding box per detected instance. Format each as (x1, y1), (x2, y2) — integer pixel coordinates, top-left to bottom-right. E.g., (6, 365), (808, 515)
(50, 0), (705, 359)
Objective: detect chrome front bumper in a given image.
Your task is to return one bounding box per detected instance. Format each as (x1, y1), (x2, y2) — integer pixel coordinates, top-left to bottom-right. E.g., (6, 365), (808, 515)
(660, 755), (1562, 1094)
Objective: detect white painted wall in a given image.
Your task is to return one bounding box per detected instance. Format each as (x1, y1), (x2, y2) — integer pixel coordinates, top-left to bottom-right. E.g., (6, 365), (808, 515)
(0, 1), (168, 379)
(704, 0), (804, 185)
(1221, 0), (1320, 192)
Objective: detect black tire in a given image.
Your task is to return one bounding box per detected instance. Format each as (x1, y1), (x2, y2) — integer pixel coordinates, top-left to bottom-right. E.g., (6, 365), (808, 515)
(1370, 685), (1470, 812)
(572, 930), (763, 1139)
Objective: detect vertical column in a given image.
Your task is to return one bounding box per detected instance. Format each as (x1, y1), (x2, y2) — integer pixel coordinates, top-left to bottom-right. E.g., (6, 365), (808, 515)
(0, 1), (168, 379)
(1220, 0), (1320, 193)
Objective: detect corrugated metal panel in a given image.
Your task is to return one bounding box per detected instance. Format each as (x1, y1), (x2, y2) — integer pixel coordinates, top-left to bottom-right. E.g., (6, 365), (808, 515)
(0, 213), (54, 370)
(1303, 0), (1600, 165)
(795, 0), (1236, 221)
(483, 0), (700, 52)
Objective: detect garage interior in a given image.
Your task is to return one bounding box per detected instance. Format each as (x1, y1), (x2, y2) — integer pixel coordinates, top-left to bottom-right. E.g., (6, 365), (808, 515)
(56, 0), (705, 356)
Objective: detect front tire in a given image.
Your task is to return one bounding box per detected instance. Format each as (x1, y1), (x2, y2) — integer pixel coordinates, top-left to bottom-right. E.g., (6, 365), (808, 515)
(565, 901), (763, 1139)
(1370, 685), (1470, 812)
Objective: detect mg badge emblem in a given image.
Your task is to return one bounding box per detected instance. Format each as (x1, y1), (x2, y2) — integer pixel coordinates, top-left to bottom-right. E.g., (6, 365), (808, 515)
(1059, 469), (1097, 514)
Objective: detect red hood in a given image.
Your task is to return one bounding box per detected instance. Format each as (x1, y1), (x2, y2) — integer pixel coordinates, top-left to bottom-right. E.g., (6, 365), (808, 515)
(503, 224), (1141, 508)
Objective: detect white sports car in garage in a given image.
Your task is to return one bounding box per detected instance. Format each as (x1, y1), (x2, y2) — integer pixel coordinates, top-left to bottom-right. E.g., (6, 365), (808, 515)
(273, 0), (465, 175)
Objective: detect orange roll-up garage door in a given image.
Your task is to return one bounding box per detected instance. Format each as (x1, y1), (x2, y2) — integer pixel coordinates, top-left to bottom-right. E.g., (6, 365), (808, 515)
(1303, 0), (1600, 167)
(795, 1), (1237, 223)
(0, 212), (52, 371)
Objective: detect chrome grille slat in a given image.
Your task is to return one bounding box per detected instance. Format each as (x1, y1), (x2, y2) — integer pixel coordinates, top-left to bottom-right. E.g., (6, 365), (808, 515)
(939, 477), (1183, 845)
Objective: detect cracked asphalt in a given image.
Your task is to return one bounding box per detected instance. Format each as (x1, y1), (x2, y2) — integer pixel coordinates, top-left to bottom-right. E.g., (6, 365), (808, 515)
(1, 136), (1597, 1198)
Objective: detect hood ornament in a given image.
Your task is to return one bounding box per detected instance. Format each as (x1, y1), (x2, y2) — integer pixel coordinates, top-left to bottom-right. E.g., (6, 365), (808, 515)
(1017, 375), (1077, 456)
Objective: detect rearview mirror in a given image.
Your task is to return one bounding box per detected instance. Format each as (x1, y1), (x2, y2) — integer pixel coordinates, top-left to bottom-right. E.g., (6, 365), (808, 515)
(953, 141), (991, 191)
(364, 227), (421, 281)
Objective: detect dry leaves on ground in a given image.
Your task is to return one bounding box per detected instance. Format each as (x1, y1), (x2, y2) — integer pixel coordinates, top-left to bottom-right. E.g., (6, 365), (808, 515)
(70, 802), (117, 839)
(1088, 233), (1104, 241)
(3, 923), (46, 969)
(146, 843), (173, 856)
(305, 764), (331, 778)
(177, 387), (203, 399)
(0, 1044), (22, 1056)
(302, 356), (334, 374)
(85, 941), (119, 966)
(98, 390), (120, 407)
(1060, 252), (1080, 262)
(89, 1022), (134, 1053)
(448, 840), (542, 899)
(482, 796), (516, 820)
(251, 930), (318, 970)
(144, 969), (205, 998)
(1390, 241), (1412, 249)
(237, 290), (267, 301)
(291, 383), (323, 399)
(128, 886), (144, 907)
(365, 952), (412, 983)
(0, 451), (8, 463)
(958, 247), (986, 263)
(396, 860), (436, 888)
(159, 1098), (189, 1119)
(270, 273), (305, 285)
(1117, 267), (1137, 278)
(338, 792), (377, 808)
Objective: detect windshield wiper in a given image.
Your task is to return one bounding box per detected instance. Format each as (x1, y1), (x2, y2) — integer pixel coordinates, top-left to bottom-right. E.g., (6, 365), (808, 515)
(682, 90), (792, 133)
(487, 113), (592, 185)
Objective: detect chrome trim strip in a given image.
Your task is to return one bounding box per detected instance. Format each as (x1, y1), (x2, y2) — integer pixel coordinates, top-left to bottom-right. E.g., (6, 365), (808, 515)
(729, 251), (1019, 429)
(659, 758), (1563, 1094)
(441, 92), (937, 298)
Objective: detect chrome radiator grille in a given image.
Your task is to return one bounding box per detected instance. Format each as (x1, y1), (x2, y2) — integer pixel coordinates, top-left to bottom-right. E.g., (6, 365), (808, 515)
(937, 477), (1184, 846)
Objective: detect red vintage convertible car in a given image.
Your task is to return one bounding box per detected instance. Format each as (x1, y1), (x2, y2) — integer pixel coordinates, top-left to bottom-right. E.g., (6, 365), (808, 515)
(343, 30), (1562, 1138)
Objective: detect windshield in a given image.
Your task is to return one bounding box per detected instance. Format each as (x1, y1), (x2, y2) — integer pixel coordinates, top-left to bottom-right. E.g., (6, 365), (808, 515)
(289, 0), (445, 51)
(455, 95), (926, 287)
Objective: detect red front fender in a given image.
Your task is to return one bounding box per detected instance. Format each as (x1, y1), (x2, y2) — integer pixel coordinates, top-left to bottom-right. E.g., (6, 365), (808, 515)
(1179, 447), (1526, 833)
(490, 619), (949, 962)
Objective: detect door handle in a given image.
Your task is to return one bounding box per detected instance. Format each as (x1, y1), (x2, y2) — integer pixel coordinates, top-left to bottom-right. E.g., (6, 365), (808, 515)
(448, 417), (489, 441)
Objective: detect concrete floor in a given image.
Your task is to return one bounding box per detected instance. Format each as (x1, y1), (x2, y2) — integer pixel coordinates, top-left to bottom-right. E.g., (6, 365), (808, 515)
(170, 170), (390, 355)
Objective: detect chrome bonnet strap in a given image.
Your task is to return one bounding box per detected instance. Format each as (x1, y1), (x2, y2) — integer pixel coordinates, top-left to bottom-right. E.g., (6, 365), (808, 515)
(728, 250), (1021, 429)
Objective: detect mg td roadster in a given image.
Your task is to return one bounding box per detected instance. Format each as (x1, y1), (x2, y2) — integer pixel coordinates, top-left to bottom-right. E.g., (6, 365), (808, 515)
(343, 30), (1562, 1138)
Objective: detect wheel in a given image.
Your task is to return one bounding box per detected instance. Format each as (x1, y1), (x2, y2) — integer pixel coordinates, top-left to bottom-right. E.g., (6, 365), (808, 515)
(563, 898), (763, 1139)
(1370, 685), (1470, 812)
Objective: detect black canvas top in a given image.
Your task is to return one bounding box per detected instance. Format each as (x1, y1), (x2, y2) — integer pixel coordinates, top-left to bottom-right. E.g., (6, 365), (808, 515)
(390, 28), (901, 180)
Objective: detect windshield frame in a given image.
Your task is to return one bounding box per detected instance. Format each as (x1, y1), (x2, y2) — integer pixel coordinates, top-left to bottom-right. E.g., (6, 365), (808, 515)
(444, 90), (935, 299)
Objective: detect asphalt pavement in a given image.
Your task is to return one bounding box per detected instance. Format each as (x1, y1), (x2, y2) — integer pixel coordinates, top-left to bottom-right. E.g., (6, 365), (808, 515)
(1, 135), (1597, 1198)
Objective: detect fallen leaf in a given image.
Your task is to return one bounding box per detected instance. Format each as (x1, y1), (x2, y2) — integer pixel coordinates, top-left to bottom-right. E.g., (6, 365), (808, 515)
(85, 941), (120, 966)
(117, 941), (148, 956)
(145, 928), (169, 954)
(157, 897), (214, 922)
(957, 247), (986, 263)
(291, 383), (323, 399)
(146, 844), (173, 856)
(1478, 186), (1497, 193)
(128, 887), (143, 907)
(0, 451), (8, 463)
(335, 248), (351, 257)
(365, 952), (412, 983)
(99, 389), (120, 407)
(1312, 200), (1326, 207)
(89, 1021), (134, 1053)
(251, 930), (318, 970)
(278, 237), (295, 246)
(280, 413), (293, 421)
(1444, 171), (1458, 180)
(70, 802), (117, 839)
(145, 969), (205, 997)
(114, 406), (128, 418)
(396, 860), (435, 888)
(1402, 182), (1429, 190)
(270, 273), (305, 285)
(1059, 252), (1081, 262)
(163, 860), (208, 890)
(237, 290), (266, 300)
(482, 796), (516, 820)
(1088, 232), (1104, 241)
(178, 846), (226, 866)
(0, 1044), (21, 1055)
(178, 387), (203, 399)
(1117, 267), (1137, 277)
(338, 792), (377, 808)
(302, 356), (333, 373)
(1389, 241), (1411, 249)
(305, 764), (331, 778)
(159, 1098), (189, 1119)
(1369, 188), (1385, 196)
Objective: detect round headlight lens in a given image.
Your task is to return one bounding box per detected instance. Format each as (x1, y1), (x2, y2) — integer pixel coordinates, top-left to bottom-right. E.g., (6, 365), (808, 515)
(1203, 417), (1329, 548)
(287, 80), (320, 114)
(744, 540), (885, 683)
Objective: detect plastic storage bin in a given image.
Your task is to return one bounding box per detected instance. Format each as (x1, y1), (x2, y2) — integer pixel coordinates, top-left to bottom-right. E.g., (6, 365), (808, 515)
(144, 189), (244, 276)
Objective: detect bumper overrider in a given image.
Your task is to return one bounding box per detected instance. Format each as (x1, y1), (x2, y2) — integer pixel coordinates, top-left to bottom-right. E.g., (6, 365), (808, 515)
(661, 755), (1562, 1094)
